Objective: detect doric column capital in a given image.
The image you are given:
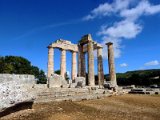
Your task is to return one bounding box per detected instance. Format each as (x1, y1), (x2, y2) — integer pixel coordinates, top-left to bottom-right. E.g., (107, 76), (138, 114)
(106, 42), (113, 46)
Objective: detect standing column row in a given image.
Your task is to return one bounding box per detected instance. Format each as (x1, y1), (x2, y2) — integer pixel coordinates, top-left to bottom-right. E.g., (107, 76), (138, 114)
(47, 47), (54, 78)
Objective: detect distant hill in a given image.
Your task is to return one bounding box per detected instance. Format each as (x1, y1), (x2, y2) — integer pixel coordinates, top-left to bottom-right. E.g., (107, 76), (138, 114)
(104, 69), (160, 86)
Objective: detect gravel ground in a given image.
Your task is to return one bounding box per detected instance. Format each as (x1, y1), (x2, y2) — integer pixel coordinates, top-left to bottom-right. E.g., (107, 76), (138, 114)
(1, 94), (160, 120)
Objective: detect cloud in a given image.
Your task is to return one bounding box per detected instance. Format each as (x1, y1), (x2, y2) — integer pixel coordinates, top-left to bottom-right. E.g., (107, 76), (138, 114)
(120, 63), (128, 67)
(83, 0), (132, 20)
(144, 60), (159, 66)
(120, 0), (160, 21)
(98, 20), (142, 39)
(84, 0), (160, 58)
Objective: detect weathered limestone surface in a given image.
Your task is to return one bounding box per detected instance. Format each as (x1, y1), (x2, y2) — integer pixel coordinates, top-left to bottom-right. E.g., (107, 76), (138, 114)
(50, 39), (78, 52)
(0, 74), (36, 112)
(60, 49), (66, 79)
(47, 47), (54, 78)
(78, 44), (82, 77)
(83, 42), (103, 53)
(106, 42), (117, 87)
(97, 48), (104, 87)
(78, 44), (86, 77)
(79, 34), (93, 45)
(88, 41), (95, 86)
(81, 52), (86, 77)
(71, 51), (77, 81)
(49, 74), (68, 88)
(0, 74), (35, 85)
(74, 77), (86, 88)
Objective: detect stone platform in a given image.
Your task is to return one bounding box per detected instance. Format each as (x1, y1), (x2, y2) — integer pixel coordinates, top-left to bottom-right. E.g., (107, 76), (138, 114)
(34, 87), (115, 103)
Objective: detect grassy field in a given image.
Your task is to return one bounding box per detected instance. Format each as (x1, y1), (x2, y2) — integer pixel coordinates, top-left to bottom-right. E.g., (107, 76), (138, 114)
(1, 94), (160, 120)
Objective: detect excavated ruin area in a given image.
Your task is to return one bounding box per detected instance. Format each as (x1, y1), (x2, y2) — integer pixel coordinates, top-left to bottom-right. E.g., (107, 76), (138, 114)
(1, 94), (160, 120)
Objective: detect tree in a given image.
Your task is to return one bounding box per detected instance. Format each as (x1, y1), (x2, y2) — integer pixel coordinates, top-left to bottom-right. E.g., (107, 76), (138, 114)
(55, 70), (60, 75)
(0, 56), (47, 84)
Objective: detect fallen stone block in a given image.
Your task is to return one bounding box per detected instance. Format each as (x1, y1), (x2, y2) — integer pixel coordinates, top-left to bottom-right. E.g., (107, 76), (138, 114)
(49, 74), (68, 88)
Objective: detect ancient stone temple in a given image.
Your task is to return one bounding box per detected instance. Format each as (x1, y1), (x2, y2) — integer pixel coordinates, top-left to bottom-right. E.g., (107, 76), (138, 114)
(47, 34), (116, 88)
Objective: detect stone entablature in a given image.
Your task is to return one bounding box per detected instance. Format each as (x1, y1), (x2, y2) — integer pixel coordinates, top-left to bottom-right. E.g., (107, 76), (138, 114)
(83, 42), (102, 53)
(49, 39), (78, 52)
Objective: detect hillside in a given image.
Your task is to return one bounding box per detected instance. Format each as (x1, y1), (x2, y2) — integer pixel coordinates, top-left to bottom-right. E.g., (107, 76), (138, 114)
(104, 69), (160, 86)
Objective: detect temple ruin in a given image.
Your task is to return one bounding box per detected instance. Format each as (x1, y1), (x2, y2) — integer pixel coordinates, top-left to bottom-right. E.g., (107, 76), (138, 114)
(47, 34), (117, 88)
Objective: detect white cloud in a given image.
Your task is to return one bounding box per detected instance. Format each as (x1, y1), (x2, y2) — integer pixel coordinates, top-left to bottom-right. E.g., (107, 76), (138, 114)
(144, 60), (159, 66)
(83, 0), (132, 21)
(83, 0), (160, 58)
(120, 0), (160, 21)
(98, 20), (142, 39)
(120, 63), (128, 67)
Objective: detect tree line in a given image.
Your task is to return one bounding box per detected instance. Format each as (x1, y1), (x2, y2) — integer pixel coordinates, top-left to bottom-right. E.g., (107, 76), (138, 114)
(0, 56), (47, 84)
(104, 69), (160, 86)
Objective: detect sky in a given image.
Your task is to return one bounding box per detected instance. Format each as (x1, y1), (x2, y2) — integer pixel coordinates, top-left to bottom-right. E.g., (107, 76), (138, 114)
(0, 0), (160, 75)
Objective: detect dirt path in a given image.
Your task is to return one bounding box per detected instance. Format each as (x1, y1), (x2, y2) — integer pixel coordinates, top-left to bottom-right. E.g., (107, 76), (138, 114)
(1, 94), (160, 120)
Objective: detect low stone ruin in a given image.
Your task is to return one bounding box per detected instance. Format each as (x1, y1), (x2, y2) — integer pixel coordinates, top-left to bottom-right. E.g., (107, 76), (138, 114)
(48, 74), (68, 88)
(0, 74), (36, 116)
(129, 88), (160, 95)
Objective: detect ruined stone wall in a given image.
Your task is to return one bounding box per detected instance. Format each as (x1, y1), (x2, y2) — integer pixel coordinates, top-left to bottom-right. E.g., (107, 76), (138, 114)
(0, 74), (36, 112)
(0, 74), (36, 84)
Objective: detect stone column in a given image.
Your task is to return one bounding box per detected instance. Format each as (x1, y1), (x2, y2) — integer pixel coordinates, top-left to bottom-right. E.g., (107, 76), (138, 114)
(88, 41), (95, 86)
(78, 44), (86, 77)
(97, 47), (104, 87)
(47, 47), (54, 78)
(60, 49), (66, 79)
(81, 52), (86, 77)
(78, 44), (82, 77)
(72, 51), (77, 81)
(106, 42), (117, 86)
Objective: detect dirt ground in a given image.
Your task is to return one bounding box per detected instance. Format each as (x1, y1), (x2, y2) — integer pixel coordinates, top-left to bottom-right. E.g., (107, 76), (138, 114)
(1, 94), (160, 120)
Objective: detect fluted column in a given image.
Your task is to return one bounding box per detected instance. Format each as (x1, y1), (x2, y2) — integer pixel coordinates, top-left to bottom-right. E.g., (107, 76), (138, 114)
(97, 47), (104, 87)
(88, 41), (95, 86)
(81, 52), (86, 77)
(72, 51), (77, 81)
(106, 42), (117, 86)
(47, 47), (54, 78)
(78, 44), (86, 77)
(78, 45), (82, 77)
(60, 49), (66, 79)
